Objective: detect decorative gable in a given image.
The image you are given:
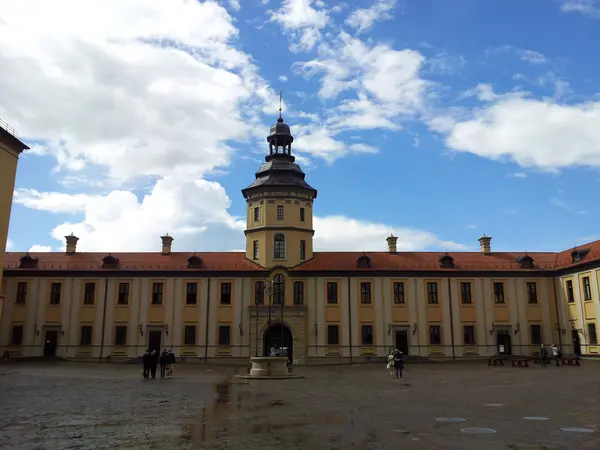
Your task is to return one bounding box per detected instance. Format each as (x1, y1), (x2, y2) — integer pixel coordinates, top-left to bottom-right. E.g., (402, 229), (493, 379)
(439, 253), (455, 269)
(517, 255), (535, 269)
(102, 254), (120, 269)
(19, 253), (39, 269)
(187, 255), (203, 269)
(357, 255), (371, 269)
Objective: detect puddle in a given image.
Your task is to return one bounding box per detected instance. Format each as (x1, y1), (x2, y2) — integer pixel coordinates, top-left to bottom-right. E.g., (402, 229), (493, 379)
(522, 417), (551, 421)
(483, 403), (504, 407)
(561, 427), (595, 433)
(215, 381), (231, 404)
(460, 427), (496, 434)
(436, 417), (466, 423)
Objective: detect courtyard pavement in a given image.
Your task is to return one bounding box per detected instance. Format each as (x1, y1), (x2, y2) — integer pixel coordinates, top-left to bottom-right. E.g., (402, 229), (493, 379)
(0, 360), (598, 449)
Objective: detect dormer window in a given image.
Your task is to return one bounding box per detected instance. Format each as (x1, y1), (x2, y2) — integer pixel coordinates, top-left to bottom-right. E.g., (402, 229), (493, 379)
(439, 254), (455, 269)
(102, 254), (120, 269)
(517, 255), (535, 269)
(19, 253), (39, 269)
(357, 255), (371, 269)
(187, 255), (203, 269)
(570, 248), (590, 264)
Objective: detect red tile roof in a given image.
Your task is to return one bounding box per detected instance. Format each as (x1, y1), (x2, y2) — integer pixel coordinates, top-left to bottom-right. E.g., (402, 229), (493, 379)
(4, 240), (600, 272)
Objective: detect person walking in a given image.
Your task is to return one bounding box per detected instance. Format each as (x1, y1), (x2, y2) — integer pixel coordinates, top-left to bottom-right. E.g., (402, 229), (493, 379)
(150, 350), (158, 379)
(159, 350), (169, 379)
(394, 350), (405, 379)
(142, 349), (151, 380)
(386, 350), (395, 377)
(551, 343), (561, 367)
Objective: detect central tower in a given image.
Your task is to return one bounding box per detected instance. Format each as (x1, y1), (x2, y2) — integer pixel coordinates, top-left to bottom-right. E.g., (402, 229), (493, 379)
(242, 112), (317, 268)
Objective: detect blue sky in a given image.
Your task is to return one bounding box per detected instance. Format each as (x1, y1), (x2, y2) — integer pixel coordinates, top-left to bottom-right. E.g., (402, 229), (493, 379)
(1, 0), (600, 254)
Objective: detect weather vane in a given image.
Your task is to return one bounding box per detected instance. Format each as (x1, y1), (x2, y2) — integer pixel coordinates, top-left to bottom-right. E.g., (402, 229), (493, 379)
(279, 89), (283, 119)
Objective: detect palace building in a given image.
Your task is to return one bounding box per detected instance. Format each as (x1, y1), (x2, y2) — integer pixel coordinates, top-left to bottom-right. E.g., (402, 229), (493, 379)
(0, 120), (29, 336)
(0, 113), (599, 363)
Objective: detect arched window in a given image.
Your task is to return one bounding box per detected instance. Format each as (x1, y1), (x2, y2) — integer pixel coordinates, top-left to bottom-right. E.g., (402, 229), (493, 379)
(274, 234), (285, 259)
(273, 274), (285, 305)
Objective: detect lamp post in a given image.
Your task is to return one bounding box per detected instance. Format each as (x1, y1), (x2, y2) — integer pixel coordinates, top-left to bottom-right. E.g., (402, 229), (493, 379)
(264, 280), (274, 355)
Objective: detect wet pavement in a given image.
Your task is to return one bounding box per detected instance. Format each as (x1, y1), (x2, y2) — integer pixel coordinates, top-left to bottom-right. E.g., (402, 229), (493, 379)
(1, 361), (599, 449)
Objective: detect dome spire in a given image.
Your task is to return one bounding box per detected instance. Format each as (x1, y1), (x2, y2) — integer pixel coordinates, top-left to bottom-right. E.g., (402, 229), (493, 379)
(266, 89), (294, 160)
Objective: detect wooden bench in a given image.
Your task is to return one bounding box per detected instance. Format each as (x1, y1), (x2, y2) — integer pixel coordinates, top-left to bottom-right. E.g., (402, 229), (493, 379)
(561, 357), (581, 366)
(488, 358), (504, 366)
(512, 359), (530, 368)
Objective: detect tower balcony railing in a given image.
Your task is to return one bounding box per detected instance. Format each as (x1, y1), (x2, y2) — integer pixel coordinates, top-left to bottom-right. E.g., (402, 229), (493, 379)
(0, 117), (18, 137)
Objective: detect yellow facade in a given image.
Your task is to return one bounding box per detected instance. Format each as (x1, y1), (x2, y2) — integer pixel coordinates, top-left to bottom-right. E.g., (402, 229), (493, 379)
(0, 124), (29, 335)
(1, 114), (598, 362)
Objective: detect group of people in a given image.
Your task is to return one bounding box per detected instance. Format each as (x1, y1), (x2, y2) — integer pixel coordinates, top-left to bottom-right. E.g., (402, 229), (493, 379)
(142, 348), (175, 379)
(539, 343), (562, 367)
(387, 349), (405, 379)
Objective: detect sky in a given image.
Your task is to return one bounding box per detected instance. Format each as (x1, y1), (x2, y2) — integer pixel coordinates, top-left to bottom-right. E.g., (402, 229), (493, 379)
(1, 0), (600, 255)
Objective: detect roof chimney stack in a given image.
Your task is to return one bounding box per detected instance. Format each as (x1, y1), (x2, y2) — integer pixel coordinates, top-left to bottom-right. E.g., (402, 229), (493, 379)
(161, 234), (173, 255)
(65, 233), (79, 255)
(478, 234), (492, 255)
(386, 234), (398, 253)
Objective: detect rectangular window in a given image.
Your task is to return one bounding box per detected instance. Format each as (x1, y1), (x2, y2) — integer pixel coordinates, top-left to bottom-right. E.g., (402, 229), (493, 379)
(83, 282), (96, 305)
(300, 207), (305, 222)
(327, 325), (339, 345)
(115, 326), (127, 346)
(253, 240), (259, 260)
(80, 326), (93, 346)
(588, 323), (598, 345)
(583, 276), (592, 300)
(463, 325), (475, 345)
(49, 283), (62, 305)
(393, 282), (405, 304)
(493, 282), (505, 304)
(218, 325), (231, 346)
(326, 282), (338, 304)
(254, 281), (264, 305)
(11, 325), (23, 345)
(300, 240), (306, 260)
(530, 324), (542, 345)
(186, 282), (198, 305)
(527, 282), (538, 304)
(427, 282), (438, 304)
(118, 283), (130, 305)
(293, 281), (304, 305)
(253, 207), (259, 221)
(220, 282), (232, 305)
(566, 280), (574, 303)
(15, 282), (27, 304)
(184, 325), (197, 345)
(460, 282), (472, 304)
(152, 282), (163, 305)
(429, 325), (441, 345)
(277, 205), (284, 220)
(360, 282), (372, 304)
(361, 325), (373, 345)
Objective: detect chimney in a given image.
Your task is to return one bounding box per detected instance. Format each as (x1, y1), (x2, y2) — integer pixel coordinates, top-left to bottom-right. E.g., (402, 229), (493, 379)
(65, 233), (79, 255)
(161, 234), (174, 255)
(386, 234), (398, 253)
(478, 234), (492, 255)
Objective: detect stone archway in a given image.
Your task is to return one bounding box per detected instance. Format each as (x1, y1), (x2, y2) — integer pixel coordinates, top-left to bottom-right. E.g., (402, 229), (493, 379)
(263, 322), (294, 361)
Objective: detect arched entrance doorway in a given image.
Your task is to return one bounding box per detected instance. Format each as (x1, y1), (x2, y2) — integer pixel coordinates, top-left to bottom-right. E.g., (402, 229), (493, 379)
(263, 323), (293, 361)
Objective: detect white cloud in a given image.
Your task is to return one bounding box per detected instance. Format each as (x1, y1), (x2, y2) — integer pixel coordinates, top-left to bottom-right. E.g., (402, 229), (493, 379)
(0, 0), (273, 183)
(345, 0), (396, 34)
(278, 75), (288, 82)
(440, 87), (600, 170)
(487, 45), (547, 65)
(464, 224), (477, 230)
(14, 186), (465, 253)
(560, 0), (600, 18)
(314, 216), (466, 251)
(270, 0), (329, 51)
(29, 245), (53, 252)
(228, 0), (241, 11)
(508, 172), (527, 178)
(550, 197), (587, 215)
